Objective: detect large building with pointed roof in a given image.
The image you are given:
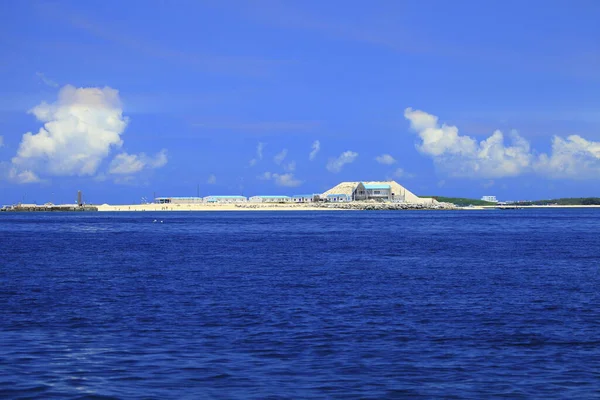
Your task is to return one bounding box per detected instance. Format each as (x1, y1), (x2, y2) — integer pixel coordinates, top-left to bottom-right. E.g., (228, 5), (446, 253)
(321, 181), (436, 204)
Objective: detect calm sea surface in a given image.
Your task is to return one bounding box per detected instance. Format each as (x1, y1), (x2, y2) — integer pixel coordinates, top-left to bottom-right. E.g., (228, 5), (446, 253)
(1, 209), (599, 399)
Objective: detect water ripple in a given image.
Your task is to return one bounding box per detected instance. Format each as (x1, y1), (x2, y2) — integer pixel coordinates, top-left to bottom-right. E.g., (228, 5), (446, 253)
(0, 209), (599, 398)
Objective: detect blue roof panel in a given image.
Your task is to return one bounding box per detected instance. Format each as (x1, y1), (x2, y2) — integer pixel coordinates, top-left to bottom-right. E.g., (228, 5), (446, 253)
(363, 184), (391, 190)
(205, 195), (246, 198)
(156, 197), (203, 200)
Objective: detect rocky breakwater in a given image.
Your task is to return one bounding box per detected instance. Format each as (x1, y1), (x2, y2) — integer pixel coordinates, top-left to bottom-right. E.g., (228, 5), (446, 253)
(1, 204), (98, 212)
(314, 201), (456, 210)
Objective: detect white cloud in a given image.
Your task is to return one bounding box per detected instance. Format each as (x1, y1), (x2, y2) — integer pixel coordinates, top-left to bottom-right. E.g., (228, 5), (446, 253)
(535, 135), (600, 179)
(0, 136), (3, 147)
(392, 167), (414, 179)
(274, 148), (288, 165)
(326, 150), (358, 173)
(405, 107), (600, 180)
(151, 149), (168, 168)
(309, 140), (320, 160)
(257, 171), (302, 187)
(207, 174), (217, 184)
(284, 161), (296, 172)
(404, 108), (532, 178)
(7, 85), (165, 183)
(273, 173), (302, 187)
(8, 168), (41, 184)
(108, 150), (167, 175)
(258, 171), (272, 180)
(11, 85), (127, 178)
(257, 142), (265, 159)
(375, 154), (396, 165)
(109, 153), (144, 175)
(36, 72), (59, 88)
(249, 142), (266, 166)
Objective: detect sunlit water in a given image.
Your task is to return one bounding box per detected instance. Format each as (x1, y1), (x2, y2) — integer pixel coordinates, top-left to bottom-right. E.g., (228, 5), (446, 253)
(1, 210), (599, 398)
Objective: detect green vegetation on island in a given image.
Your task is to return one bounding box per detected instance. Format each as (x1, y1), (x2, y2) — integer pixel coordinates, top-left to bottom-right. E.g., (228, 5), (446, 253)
(422, 196), (600, 206)
(519, 198), (600, 206)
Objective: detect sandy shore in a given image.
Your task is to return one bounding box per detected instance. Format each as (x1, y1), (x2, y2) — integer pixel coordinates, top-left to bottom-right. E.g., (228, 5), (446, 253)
(96, 203), (345, 212)
(95, 203), (600, 212)
(96, 202), (454, 212)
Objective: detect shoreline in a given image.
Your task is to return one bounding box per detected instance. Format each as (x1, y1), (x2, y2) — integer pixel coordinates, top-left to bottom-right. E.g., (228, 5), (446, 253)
(96, 202), (455, 212)
(3, 203), (599, 213)
(97, 204), (338, 212)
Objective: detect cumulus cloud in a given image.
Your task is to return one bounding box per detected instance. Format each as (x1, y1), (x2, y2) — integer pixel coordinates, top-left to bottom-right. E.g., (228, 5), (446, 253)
(376, 154), (396, 165)
(108, 150), (167, 175)
(273, 173), (302, 187)
(274, 148), (288, 165)
(6, 85), (166, 183)
(11, 85), (126, 178)
(8, 168), (41, 184)
(257, 171), (302, 187)
(535, 135), (600, 179)
(404, 108), (532, 178)
(405, 107), (600, 179)
(207, 174), (217, 184)
(309, 140), (320, 160)
(326, 151), (358, 173)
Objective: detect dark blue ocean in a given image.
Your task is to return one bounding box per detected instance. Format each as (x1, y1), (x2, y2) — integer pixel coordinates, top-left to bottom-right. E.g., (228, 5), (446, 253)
(1, 210), (599, 399)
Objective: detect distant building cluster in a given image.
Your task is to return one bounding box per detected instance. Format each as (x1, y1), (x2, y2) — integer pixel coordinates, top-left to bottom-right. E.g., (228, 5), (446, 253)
(481, 195), (498, 203)
(155, 181), (436, 205)
(155, 195), (318, 204)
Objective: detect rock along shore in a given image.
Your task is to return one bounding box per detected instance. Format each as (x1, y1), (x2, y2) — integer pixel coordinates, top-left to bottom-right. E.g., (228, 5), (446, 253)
(310, 201), (457, 210)
(94, 201), (457, 212)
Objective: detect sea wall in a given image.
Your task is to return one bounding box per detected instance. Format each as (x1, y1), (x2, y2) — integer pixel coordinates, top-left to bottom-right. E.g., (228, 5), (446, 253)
(1, 205), (98, 212)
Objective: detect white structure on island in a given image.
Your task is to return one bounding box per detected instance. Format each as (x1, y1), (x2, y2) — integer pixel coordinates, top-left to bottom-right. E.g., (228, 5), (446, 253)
(292, 195), (316, 203)
(203, 195), (248, 203)
(325, 194), (352, 202)
(155, 197), (204, 204)
(249, 195), (292, 203)
(481, 195), (498, 203)
(152, 181), (435, 206)
(321, 181), (436, 204)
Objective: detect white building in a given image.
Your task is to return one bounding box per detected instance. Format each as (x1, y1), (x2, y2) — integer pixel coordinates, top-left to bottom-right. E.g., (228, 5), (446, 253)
(321, 181), (436, 204)
(249, 195), (291, 203)
(292, 195), (315, 203)
(481, 196), (498, 203)
(203, 195), (247, 203)
(155, 197), (204, 204)
(325, 194), (352, 202)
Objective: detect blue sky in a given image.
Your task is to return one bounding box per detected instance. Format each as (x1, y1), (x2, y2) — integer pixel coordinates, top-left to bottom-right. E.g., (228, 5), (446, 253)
(0, 0), (599, 204)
